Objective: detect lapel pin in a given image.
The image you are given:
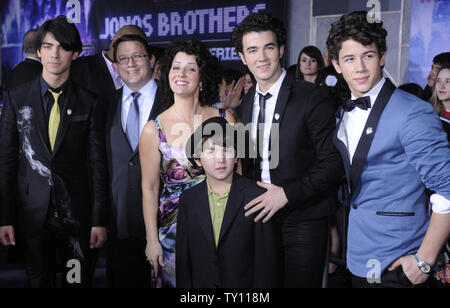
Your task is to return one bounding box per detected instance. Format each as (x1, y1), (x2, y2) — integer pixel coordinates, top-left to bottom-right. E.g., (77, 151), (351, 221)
(366, 127), (373, 135)
(67, 109), (72, 115)
(274, 113), (280, 121)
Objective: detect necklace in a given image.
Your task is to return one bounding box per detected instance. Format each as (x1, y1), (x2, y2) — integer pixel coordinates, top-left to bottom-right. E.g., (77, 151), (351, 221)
(173, 106), (198, 123)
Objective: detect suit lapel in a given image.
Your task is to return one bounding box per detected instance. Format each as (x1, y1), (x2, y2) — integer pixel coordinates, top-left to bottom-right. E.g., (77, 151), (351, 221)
(217, 174), (244, 248)
(193, 181), (216, 248)
(267, 73), (292, 181)
(52, 81), (76, 156)
(111, 89), (135, 157)
(333, 108), (351, 191)
(241, 87), (255, 126)
(270, 73), (293, 129)
(30, 78), (52, 157)
(349, 79), (396, 194)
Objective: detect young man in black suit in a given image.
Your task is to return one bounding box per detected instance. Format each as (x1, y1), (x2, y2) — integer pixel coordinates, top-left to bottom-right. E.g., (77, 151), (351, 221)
(176, 117), (282, 288)
(0, 16), (108, 288)
(231, 12), (344, 287)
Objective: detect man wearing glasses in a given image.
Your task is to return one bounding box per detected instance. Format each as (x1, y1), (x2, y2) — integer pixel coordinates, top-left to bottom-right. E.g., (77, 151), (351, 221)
(104, 34), (163, 287)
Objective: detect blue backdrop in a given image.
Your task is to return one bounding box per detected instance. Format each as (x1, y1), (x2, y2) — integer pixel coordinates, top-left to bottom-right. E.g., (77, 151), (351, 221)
(0, 0), (285, 89)
(408, 0), (450, 87)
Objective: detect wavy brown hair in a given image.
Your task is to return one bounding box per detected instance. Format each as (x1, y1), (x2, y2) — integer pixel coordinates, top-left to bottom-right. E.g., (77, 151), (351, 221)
(430, 65), (450, 117)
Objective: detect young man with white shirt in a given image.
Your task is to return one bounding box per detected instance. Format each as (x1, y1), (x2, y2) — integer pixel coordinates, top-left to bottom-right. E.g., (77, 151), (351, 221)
(104, 34), (161, 288)
(327, 11), (450, 288)
(232, 12), (344, 287)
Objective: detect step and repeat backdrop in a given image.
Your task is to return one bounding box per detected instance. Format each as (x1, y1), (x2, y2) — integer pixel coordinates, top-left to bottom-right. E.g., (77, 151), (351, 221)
(0, 0), (286, 86)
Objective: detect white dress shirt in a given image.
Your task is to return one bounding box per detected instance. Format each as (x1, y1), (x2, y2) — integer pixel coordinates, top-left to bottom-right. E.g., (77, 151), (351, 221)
(121, 78), (158, 136)
(339, 78), (385, 163)
(251, 69), (287, 183)
(102, 50), (123, 90)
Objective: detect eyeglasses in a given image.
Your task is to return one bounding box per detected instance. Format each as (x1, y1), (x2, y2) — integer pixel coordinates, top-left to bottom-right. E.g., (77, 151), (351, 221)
(117, 54), (148, 65)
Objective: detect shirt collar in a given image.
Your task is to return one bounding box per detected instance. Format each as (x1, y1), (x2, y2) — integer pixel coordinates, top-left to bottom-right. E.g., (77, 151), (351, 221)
(122, 78), (157, 103)
(351, 77), (386, 108)
(40, 75), (69, 97)
(255, 68), (286, 101)
(206, 179), (231, 198)
(101, 50), (114, 67)
(26, 56), (41, 63)
(102, 50), (123, 89)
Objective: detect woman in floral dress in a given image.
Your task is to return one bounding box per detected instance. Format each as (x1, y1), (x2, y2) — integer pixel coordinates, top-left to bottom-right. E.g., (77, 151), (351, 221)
(139, 40), (234, 288)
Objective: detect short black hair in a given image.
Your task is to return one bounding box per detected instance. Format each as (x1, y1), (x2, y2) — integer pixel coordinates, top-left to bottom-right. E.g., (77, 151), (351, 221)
(398, 83), (424, 99)
(326, 11), (387, 62)
(433, 52), (450, 66)
(36, 15), (82, 53)
(159, 40), (221, 109)
(112, 34), (152, 63)
(185, 117), (239, 167)
(231, 12), (286, 54)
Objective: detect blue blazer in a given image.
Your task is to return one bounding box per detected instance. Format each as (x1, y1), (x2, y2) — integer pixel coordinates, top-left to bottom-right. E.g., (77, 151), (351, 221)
(334, 79), (450, 278)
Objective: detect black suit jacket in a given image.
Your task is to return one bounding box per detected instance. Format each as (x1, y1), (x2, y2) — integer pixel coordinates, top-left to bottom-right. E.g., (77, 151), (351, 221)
(241, 72), (344, 222)
(0, 77), (109, 237)
(105, 87), (164, 239)
(176, 174), (282, 288)
(7, 58), (42, 89)
(71, 53), (116, 103)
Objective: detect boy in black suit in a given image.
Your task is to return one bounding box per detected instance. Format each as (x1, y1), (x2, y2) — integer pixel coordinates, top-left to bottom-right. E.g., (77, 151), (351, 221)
(176, 117), (281, 288)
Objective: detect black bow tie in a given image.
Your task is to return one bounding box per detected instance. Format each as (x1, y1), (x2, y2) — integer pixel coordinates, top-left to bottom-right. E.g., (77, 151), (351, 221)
(343, 96), (371, 112)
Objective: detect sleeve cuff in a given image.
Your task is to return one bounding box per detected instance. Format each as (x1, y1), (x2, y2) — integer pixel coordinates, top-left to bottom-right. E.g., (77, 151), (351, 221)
(430, 194), (450, 214)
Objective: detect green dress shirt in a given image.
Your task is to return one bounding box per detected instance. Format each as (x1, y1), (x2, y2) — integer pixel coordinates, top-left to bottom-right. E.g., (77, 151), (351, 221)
(207, 180), (231, 247)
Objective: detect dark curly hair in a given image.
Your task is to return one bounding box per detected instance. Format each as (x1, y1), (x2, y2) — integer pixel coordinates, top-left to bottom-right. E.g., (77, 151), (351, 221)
(158, 40), (221, 109)
(326, 11), (387, 62)
(231, 12), (286, 54)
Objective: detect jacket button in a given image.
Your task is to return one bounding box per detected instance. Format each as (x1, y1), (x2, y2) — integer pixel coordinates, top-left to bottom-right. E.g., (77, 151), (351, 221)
(129, 162), (134, 167)
(352, 204), (358, 209)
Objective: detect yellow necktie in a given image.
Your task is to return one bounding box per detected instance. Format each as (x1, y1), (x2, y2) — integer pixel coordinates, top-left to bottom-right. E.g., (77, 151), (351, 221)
(48, 89), (62, 151)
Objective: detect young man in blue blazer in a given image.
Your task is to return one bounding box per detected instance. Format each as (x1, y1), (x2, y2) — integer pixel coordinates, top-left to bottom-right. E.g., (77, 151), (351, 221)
(327, 11), (450, 287)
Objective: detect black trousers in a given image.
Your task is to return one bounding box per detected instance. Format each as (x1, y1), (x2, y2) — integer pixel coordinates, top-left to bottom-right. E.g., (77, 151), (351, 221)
(22, 227), (95, 288)
(106, 237), (152, 288)
(351, 267), (429, 288)
(281, 216), (329, 288)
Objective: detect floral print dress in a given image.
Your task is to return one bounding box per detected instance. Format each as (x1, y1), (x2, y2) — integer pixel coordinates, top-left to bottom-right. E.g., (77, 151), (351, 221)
(152, 117), (205, 288)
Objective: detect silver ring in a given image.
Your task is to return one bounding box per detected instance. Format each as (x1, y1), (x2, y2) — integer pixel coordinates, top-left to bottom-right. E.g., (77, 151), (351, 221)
(262, 210), (267, 215)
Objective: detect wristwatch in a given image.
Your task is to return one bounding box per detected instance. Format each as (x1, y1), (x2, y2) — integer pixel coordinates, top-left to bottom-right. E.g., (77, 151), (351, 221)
(414, 254), (431, 274)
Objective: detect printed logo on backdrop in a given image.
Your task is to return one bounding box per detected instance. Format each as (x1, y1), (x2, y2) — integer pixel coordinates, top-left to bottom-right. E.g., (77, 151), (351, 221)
(366, 0), (381, 23)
